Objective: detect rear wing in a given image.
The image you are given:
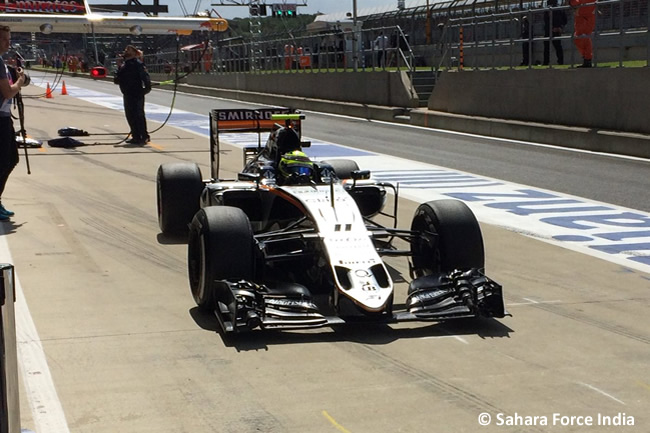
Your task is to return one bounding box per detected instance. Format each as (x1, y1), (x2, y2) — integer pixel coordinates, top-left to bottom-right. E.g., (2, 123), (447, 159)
(209, 107), (301, 179)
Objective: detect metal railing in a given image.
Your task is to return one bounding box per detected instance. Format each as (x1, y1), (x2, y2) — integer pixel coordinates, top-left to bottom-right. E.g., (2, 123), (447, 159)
(140, 25), (417, 77)
(438, 0), (649, 70)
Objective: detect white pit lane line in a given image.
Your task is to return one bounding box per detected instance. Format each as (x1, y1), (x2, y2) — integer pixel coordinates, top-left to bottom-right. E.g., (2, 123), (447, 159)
(0, 228), (71, 433)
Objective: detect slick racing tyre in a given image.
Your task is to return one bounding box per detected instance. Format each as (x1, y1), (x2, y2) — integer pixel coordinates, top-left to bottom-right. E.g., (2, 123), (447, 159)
(321, 159), (360, 180)
(157, 162), (203, 234)
(410, 199), (485, 276)
(188, 206), (255, 311)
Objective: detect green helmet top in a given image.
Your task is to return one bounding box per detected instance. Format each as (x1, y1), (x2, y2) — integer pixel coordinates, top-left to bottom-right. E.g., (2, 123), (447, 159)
(278, 150), (314, 180)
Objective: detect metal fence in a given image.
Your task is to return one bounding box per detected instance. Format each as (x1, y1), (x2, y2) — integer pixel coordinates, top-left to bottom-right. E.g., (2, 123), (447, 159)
(141, 25), (417, 76)
(133, 0), (648, 76)
(438, 0), (649, 69)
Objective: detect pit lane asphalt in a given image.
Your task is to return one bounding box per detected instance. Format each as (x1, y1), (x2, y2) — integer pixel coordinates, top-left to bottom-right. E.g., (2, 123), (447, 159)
(4, 79), (649, 433)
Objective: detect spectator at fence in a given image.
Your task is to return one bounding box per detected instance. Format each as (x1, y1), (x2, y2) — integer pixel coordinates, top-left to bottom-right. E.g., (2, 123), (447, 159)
(544, 0), (567, 65)
(374, 32), (389, 67)
(569, 0), (597, 67)
(520, 16), (532, 66)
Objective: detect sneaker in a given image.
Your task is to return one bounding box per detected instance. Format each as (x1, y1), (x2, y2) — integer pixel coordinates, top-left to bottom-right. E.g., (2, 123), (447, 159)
(0, 213), (9, 221)
(0, 203), (14, 216)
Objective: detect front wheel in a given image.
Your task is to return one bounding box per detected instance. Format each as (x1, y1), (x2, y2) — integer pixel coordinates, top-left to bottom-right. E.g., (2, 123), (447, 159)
(188, 206), (255, 310)
(410, 199), (485, 277)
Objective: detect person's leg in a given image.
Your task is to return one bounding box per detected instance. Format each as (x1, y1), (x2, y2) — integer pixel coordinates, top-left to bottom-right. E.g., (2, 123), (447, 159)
(553, 31), (564, 64)
(123, 94), (137, 139)
(0, 119), (19, 217)
(132, 95), (147, 143)
(543, 40), (550, 65)
(522, 42), (530, 65)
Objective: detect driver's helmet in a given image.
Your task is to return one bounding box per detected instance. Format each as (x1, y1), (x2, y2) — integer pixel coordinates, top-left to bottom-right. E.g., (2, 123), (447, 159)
(278, 150), (314, 183)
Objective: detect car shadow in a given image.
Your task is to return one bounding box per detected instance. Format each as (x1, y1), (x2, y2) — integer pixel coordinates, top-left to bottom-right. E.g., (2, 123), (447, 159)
(188, 307), (513, 352)
(156, 232), (188, 245)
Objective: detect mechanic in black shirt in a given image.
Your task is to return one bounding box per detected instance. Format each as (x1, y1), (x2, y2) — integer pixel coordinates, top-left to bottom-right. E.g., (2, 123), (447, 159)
(114, 45), (151, 145)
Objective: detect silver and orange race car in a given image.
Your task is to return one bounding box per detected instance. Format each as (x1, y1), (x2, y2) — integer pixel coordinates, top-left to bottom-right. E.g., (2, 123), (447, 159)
(156, 107), (507, 333)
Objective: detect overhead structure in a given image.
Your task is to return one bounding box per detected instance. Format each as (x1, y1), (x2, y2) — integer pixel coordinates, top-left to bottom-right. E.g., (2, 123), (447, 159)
(0, 0), (229, 34)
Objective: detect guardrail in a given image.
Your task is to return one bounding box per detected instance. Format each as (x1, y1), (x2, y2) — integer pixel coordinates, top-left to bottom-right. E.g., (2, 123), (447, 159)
(438, 0), (649, 70)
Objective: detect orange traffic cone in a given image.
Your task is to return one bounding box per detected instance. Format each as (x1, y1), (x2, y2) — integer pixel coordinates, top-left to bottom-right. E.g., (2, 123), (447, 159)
(45, 82), (53, 99)
(61, 81), (68, 95)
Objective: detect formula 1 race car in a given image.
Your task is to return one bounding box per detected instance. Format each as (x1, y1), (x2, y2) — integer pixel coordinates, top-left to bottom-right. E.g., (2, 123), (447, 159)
(156, 107), (506, 333)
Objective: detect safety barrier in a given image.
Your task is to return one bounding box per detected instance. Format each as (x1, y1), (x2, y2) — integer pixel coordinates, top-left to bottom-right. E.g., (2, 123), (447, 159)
(1, 264), (20, 433)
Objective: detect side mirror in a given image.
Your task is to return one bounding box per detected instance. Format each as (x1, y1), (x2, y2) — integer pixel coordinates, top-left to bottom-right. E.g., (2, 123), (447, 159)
(238, 172), (261, 183)
(301, 141), (312, 148)
(351, 170), (371, 181)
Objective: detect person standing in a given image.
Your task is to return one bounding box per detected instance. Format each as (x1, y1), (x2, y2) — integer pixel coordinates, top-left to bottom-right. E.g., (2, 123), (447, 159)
(0, 26), (25, 221)
(520, 16), (532, 66)
(374, 32), (389, 68)
(543, 0), (567, 65)
(569, 0), (597, 67)
(114, 45), (152, 144)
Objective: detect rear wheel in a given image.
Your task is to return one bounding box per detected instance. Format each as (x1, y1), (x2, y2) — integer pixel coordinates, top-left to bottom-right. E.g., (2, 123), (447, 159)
(157, 162), (203, 234)
(410, 199), (484, 277)
(321, 159), (360, 180)
(188, 206), (255, 310)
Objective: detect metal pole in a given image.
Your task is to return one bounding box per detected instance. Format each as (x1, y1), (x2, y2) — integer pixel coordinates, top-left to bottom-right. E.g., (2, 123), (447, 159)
(352, 0), (358, 71)
(92, 23), (100, 67)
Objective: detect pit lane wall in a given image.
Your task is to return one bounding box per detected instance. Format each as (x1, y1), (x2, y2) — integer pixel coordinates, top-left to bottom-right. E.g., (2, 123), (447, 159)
(167, 70), (419, 108)
(148, 67), (650, 158)
(428, 68), (650, 135)
(420, 67), (650, 158)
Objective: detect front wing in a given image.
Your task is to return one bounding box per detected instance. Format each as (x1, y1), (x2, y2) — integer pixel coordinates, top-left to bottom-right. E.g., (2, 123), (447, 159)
(212, 268), (506, 333)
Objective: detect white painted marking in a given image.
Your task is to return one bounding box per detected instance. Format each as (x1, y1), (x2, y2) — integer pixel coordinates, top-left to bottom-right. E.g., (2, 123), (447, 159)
(422, 335), (470, 344)
(0, 228), (71, 433)
(507, 299), (562, 307)
(580, 383), (626, 405)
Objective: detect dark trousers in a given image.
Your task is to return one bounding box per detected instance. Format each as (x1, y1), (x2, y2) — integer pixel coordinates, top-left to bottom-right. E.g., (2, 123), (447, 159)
(123, 93), (148, 141)
(521, 42), (530, 66)
(544, 30), (564, 65)
(0, 117), (18, 199)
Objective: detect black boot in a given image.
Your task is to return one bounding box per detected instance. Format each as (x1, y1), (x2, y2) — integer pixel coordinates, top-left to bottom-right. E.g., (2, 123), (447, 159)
(578, 59), (592, 68)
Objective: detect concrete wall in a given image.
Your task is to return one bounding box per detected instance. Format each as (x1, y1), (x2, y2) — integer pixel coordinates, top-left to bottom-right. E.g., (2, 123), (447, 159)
(153, 70), (419, 108)
(428, 68), (650, 135)
(145, 67), (650, 158)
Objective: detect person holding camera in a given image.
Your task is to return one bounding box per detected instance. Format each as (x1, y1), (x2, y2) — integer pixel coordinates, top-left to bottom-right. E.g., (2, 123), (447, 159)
(0, 25), (26, 221)
(113, 45), (152, 145)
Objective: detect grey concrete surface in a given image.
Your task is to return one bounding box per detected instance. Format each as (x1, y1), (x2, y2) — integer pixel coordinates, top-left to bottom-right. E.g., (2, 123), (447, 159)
(5, 83), (649, 433)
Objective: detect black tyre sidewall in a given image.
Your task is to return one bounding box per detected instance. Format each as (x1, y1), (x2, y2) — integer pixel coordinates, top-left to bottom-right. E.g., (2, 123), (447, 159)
(188, 207), (255, 310)
(320, 159), (360, 180)
(157, 162), (203, 234)
(411, 199), (485, 274)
